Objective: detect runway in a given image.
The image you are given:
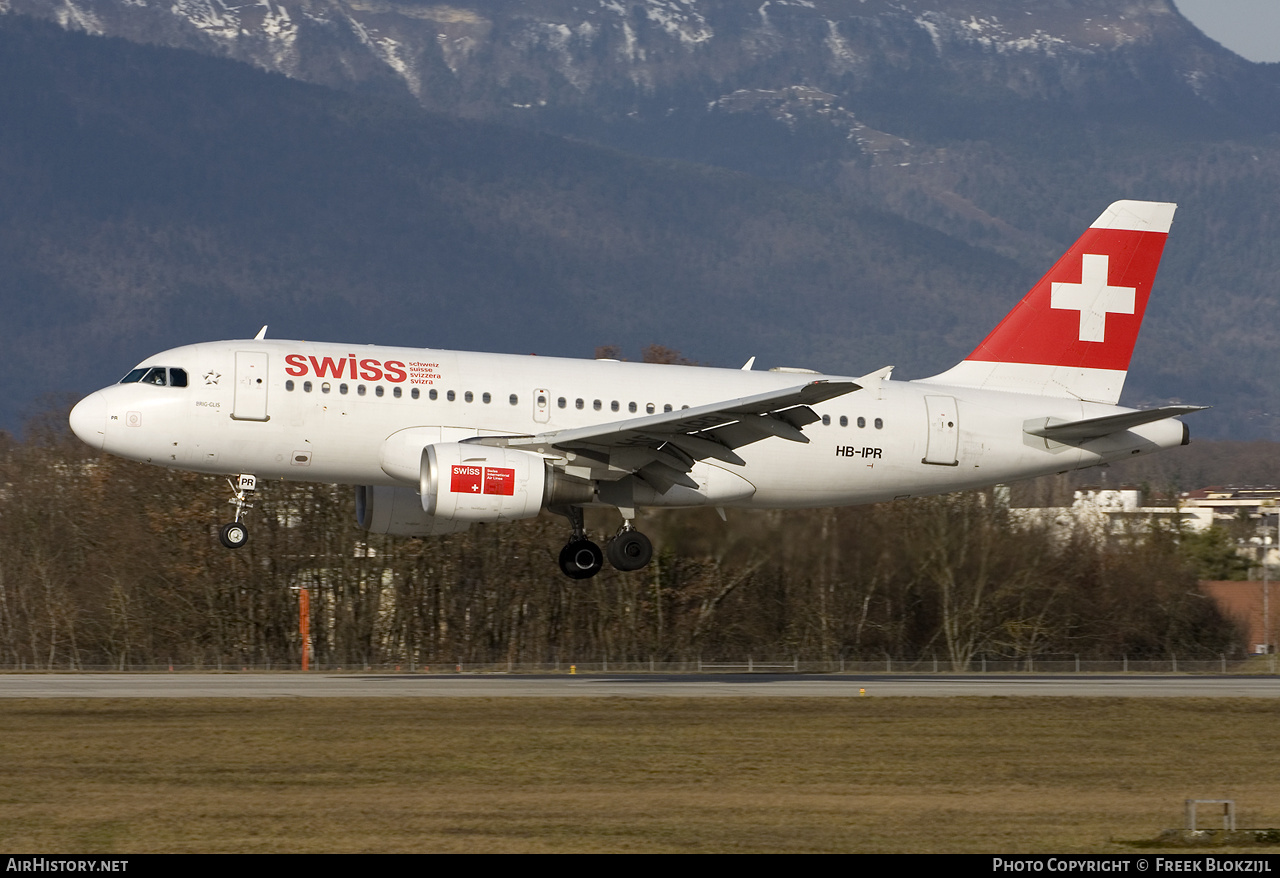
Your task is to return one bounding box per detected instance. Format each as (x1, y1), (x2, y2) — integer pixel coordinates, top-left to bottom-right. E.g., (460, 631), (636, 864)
(0, 672), (1276, 698)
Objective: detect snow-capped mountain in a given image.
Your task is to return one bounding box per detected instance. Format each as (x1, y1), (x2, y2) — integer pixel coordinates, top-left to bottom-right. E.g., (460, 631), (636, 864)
(6, 0), (1270, 168)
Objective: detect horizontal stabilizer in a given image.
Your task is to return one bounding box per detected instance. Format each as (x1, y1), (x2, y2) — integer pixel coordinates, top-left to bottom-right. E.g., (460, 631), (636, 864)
(1025, 405), (1207, 441)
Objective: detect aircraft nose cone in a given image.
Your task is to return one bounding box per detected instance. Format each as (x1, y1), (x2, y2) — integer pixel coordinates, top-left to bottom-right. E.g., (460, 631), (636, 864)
(69, 391), (107, 451)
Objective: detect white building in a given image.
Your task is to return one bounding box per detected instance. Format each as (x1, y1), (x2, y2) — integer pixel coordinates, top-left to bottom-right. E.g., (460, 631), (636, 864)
(1012, 485), (1280, 568)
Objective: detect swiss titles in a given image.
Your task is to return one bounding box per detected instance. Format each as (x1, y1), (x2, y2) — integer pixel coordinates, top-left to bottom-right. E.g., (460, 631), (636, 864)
(284, 354), (409, 383)
(407, 361), (441, 386)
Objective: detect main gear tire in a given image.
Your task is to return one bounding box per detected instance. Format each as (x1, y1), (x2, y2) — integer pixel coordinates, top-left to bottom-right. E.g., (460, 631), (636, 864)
(559, 539), (603, 579)
(606, 530), (653, 572)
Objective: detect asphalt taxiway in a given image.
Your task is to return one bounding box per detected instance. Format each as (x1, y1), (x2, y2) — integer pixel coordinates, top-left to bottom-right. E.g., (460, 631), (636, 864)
(0, 673), (1276, 698)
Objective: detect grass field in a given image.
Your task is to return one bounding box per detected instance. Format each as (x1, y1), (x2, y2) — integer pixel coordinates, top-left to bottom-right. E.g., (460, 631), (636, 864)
(1, 697), (1278, 853)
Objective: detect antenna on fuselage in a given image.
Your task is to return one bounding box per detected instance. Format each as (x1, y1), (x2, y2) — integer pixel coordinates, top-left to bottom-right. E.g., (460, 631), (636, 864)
(253, 325), (268, 340)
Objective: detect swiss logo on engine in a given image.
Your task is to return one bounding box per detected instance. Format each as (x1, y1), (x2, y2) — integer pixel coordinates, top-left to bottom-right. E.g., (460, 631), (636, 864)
(449, 465), (515, 495)
(483, 467), (515, 496)
(450, 465), (483, 494)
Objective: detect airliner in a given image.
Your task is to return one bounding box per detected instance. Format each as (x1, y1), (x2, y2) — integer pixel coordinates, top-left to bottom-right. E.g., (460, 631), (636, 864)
(69, 200), (1202, 578)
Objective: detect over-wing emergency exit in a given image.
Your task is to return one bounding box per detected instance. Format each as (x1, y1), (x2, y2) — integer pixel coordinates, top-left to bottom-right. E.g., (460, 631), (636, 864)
(69, 201), (1203, 578)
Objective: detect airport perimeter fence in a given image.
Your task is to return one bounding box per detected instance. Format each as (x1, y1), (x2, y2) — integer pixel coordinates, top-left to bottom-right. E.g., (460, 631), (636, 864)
(2, 654), (1277, 674)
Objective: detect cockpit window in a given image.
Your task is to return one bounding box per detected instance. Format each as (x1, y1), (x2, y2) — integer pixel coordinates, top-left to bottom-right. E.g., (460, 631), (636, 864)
(120, 366), (187, 387)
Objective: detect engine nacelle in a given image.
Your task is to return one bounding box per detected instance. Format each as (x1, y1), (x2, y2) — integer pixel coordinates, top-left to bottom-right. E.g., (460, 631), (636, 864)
(355, 485), (471, 537)
(421, 443), (556, 522)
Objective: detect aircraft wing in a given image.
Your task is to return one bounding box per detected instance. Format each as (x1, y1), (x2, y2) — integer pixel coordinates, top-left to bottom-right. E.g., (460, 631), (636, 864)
(473, 380), (860, 489)
(1025, 405), (1207, 442)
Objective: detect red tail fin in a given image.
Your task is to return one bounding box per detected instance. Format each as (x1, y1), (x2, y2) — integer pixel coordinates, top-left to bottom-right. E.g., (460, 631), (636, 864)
(918, 200), (1176, 404)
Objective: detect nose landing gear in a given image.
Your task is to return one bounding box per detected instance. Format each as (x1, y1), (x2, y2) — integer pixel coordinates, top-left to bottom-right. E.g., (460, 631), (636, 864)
(218, 474), (257, 549)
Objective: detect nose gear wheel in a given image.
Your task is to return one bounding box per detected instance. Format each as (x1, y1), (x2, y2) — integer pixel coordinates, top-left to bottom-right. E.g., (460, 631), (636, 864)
(219, 522), (248, 549)
(218, 473), (257, 550)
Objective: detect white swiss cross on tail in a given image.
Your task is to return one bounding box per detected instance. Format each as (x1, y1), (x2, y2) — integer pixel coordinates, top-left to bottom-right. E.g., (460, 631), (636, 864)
(917, 200), (1176, 406)
(1050, 254), (1136, 343)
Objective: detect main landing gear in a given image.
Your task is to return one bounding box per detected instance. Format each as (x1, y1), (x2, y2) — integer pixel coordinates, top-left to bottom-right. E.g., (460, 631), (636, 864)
(606, 524), (653, 572)
(555, 506), (653, 579)
(218, 473), (257, 549)
(557, 506), (602, 579)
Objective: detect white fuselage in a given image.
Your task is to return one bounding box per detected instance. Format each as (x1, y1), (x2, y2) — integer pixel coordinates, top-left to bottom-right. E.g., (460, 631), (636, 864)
(70, 339), (1186, 510)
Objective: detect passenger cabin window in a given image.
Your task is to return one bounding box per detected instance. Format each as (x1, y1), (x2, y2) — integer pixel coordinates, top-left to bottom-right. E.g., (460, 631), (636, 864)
(412, 388), (420, 400)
